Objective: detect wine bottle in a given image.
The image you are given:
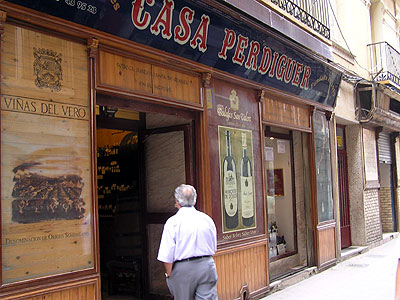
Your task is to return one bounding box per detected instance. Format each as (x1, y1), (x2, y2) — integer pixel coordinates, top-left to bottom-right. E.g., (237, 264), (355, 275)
(222, 130), (238, 229)
(240, 132), (254, 227)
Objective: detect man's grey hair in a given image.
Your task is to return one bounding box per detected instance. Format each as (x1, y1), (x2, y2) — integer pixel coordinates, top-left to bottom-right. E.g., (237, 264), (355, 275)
(174, 184), (197, 207)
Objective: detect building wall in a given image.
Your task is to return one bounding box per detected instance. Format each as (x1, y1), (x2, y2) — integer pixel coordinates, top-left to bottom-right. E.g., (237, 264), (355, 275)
(330, 0), (372, 79)
(364, 188), (383, 243)
(380, 186), (394, 232)
(371, 0), (400, 49)
(346, 125), (367, 245)
(379, 162), (394, 232)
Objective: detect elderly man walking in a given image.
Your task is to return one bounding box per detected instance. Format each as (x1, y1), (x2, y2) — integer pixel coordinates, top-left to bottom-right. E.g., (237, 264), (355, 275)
(157, 184), (218, 300)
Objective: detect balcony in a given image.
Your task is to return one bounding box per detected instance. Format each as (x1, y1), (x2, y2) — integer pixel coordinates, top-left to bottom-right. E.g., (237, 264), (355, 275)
(368, 42), (400, 90)
(271, 0), (330, 39)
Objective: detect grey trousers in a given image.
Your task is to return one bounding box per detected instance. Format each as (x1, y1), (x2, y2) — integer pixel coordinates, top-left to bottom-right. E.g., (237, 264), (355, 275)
(166, 256), (218, 300)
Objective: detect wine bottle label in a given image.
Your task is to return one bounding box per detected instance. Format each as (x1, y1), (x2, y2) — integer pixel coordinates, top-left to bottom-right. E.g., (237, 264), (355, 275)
(241, 176), (254, 218)
(224, 170), (238, 217)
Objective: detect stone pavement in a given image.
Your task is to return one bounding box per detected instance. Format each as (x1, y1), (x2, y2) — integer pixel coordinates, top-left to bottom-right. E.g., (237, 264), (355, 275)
(259, 234), (400, 300)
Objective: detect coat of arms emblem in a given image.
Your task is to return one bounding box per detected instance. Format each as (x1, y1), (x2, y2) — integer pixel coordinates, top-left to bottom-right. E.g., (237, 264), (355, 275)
(33, 48), (62, 91)
(229, 89), (239, 111)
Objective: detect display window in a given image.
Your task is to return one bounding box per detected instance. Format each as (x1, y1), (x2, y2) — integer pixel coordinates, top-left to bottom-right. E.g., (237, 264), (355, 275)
(313, 111), (334, 223)
(264, 127), (297, 260)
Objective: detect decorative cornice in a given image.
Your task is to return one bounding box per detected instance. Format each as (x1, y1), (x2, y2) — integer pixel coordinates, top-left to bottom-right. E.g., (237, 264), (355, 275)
(0, 10), (7, 36)
(258, 89), (266, 102)
(87, 38), (99, 59)
(202, 72), (211, 88)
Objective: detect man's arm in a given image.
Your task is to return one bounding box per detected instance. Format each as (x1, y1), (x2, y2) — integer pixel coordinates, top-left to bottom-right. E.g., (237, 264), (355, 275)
(164, 262), (173, 277)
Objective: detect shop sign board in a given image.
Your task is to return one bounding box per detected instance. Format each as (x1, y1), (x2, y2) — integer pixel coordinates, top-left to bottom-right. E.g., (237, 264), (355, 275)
(6, 0), (342, 107)
(98, 50), (200, 104)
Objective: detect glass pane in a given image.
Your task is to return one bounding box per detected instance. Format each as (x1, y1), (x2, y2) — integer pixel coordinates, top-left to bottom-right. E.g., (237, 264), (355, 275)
(314, 112), (334, 222)
(265, 136), (295, 259)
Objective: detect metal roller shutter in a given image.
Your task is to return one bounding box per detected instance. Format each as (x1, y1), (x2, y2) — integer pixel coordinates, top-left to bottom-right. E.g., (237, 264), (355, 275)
(378, 133), (392, 164)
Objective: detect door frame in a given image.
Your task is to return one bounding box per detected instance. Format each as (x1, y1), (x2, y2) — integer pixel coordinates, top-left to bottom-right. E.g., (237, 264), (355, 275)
(96, 93), (199, 300)
(336, 124), (351, 249)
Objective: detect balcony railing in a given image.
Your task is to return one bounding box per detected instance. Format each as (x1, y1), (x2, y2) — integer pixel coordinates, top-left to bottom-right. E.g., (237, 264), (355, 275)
(368, 42), (400, 88)
(271, 0), (330, 39)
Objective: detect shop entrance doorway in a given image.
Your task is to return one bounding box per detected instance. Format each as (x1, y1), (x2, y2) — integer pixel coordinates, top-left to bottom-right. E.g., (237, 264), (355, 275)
(336, 125), (351, 248)
(96, 95), (195, 300)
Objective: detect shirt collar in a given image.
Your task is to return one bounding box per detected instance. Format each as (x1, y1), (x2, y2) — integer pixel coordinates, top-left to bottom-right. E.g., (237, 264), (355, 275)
(177, 206), (196, 214)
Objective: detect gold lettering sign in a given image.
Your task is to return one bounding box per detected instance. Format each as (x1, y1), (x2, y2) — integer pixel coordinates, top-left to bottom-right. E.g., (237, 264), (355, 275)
(99, 51), (200, 105)
(262, 97), (311, 131)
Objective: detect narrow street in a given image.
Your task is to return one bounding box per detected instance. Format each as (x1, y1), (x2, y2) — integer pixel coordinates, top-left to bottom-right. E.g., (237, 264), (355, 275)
(260, 236), (400, 300)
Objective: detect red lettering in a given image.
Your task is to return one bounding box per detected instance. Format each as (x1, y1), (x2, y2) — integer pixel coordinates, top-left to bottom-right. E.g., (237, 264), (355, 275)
(275, 55), (287, 81)
(292, 62), (304, 87)
(268, 52), (280, 78)
(245, 41), (260, 70)
(150, 0), (174, 39)
(190, 14), (210, 52)
(258, 46), (272, 75)
(131, 0), (155, 30)
(300, 66), (311, 89)
(232, 35), (249, 66)
(218, 29), (236, 60)
(284, 58), (295, 83)
(174, 7), (194, 45)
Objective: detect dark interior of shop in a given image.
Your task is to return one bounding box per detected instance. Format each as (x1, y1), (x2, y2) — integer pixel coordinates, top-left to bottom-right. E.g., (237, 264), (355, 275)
(96, 103), (192, 300)
(97, 106), (143, 300)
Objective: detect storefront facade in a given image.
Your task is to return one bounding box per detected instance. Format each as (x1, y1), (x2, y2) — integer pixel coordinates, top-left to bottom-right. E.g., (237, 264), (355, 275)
(0, 1), (341, 299)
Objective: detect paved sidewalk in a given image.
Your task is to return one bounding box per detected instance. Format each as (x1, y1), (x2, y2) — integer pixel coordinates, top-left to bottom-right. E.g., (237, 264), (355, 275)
(259, 235), (400, 300)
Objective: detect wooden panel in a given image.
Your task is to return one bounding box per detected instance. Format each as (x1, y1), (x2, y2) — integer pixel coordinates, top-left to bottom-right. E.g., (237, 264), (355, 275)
(1, 24), (94, 284)
(214, 244), (268, 300)
(262, 96), (311, 131)
(98, 50), (200, 105)
(317, 224), (336, 267)
(2, 280), (98, 300)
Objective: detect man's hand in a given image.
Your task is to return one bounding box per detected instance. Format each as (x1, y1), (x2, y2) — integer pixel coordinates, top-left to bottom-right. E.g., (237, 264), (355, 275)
(164, 262), (173, 277)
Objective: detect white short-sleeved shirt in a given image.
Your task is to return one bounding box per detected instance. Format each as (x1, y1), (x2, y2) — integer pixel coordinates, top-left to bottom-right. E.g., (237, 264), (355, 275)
(157, 206), (217, 263)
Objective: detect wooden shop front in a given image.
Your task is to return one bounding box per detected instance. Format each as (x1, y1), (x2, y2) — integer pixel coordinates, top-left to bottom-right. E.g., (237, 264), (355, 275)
(0, 1), (341, 300)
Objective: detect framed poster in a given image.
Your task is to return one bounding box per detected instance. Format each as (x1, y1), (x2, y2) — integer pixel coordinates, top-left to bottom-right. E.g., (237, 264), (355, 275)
(1, 24), (94, 283)
(218, 126), (256, 233)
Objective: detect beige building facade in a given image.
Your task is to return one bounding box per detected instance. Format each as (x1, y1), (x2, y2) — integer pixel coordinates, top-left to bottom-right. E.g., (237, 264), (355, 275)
(332, 0), (400, 253)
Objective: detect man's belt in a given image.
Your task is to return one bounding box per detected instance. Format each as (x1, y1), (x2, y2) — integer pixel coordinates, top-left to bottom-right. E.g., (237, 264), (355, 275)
(174, 255), (211, 263)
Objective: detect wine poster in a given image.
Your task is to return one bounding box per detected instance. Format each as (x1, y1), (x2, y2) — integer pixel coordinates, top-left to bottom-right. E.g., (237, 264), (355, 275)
(218, 126), (256, 233)
(1, 24), (94, 283)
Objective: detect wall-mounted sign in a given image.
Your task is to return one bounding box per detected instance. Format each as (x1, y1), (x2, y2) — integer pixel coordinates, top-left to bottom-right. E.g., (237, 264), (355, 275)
(262, 96), (311, 131)
(207, 79), (264, 243)
(99, 50), (200, 104)
(7, 0), (341, 106)
(1, 24), (94, 284)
